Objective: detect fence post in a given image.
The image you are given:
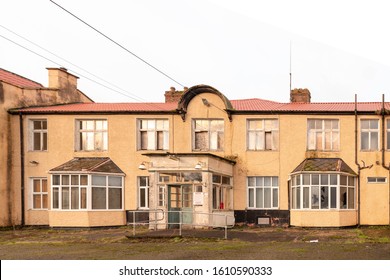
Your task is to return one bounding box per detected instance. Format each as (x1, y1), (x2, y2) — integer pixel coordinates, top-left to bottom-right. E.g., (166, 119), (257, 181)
(133, 211), (136, 236)
(179, 211), (182, 237)
(224, 215), (228, 239)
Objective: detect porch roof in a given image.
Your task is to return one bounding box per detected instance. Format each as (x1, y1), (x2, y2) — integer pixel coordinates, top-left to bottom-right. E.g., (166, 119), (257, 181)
(291, 158), (357, 175)
(49, 157), (125, 175)
(141, 152), (236, 165)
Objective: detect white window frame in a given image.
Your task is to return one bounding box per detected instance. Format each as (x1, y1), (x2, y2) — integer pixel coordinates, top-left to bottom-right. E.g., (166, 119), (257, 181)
(247, 176), (279, 209)
(307, 119), (339, 151)
(138, 176), (149, 209)
(290, 173), (356, 210)
(361, 119), (379, 151)
(367, 177), (387, 183)
(75, 119), (108, 151)
(29, 119), (48, 151)
(137, 119), (169, 150)
(247, 119), (279, 151)
(31, 178), (48, 210)
(193, 119), (224, 151)
(51, 174), (123, 211)
(212, 174), (233, 210)
(386, 119), (390, 150)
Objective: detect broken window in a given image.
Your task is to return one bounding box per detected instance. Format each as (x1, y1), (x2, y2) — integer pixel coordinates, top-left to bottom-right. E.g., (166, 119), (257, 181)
(193, 119), (224, 151)
(247, 119), (278, 150)
(361, 119), (379, 151)
(138, 119), (169, 150)
(76, 119), (108, 151)
(307, 119), (339, 151)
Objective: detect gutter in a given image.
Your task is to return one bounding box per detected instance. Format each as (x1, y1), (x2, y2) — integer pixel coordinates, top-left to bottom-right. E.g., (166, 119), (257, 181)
(380, 94), (390, 225)
(19, 112), (25, 226)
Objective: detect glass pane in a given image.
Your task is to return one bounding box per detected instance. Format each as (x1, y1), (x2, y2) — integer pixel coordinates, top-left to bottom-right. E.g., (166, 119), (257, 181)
(147, 131), (155, 149)
(33, 133), (41, 150)
(33, 121), (42, 130)
(211, 120), (224, 131)
(92, 175), (106, 186)
(139, 176), (148, 186)
(332, 120), (339, 129)
(311, 186), (319, 209)
(222, 176), (230, 185)
(340, 187), (347, 209)
(324, 132), (331, 150)
(330, 174), (338, 185)
(52, 188), (59, 209)
(71, 187), (79, 209)
(321, 174), (328, 185)
(42, 179), (48, 192)
(264, 188), (271, 208)
(108, 176), (122, 186)
(264, 177), (271, 186)
(109, 188), (122, 209)
(324, 120), (332, 129)
(361, 132), (369, 150)
(140, 131), (148, 149)
(312, 174), (319, 185)
(332, 132), (339, 150)
(157, 131), (164, 150)
(92, 187), (106, 209)
(316, 131), (323, 150)
(348, 188), (355, 209)
(33, 179), (41, 192)
(52, 175), (60, 185)
(272, 130), (279, 150)
(213, 175), (221, 183)
(42, 120), (47, 129)
(321, 186), (329, 209)
(248, 188), (254, 207)
(33, 194), (41, 209)
(303, 187), (310, 208)
(248, 177), (255, 187)
(340, 175), (347, 185)
(296, 187), (301, 209)
(42, 194), (48, 209)
(62, 187), (69, 209)
(256, 177), (263, 186)
(330, 187), (337, 208)
(371, 132), (379, 150)
(61, 175), (69, 185)
(292, 187), (296, 209)
(255, 188), (263, 208)
(361, 120), (369, 129)
(140, 188), (146, 208)
(272, 188), (278, 208)
(265, 132), (272, 150)
(370, 120), (378, 129)
(302, 174), (310, 185)
(80, 175), (88, 185)
(80, 188), (87, 209)
(42, 133), (47, 150)
(272, 177), (278, 186)
(348, 176), (355, 186)
(71, 175), (79, 185)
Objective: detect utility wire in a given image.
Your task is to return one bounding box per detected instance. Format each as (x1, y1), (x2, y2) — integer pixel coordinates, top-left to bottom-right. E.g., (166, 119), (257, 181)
(0, 32), (172, 110)
(50, 0), (186, 88)
(0, 24), (144, 103)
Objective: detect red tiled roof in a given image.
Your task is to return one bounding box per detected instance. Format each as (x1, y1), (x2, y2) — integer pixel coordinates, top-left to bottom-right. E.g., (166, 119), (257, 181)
(12, 98), (390, 114)
(0, 68), (43, 88)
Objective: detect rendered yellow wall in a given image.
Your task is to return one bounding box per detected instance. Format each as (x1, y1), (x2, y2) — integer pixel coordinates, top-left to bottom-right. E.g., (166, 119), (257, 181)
(291, 210), (357, 227)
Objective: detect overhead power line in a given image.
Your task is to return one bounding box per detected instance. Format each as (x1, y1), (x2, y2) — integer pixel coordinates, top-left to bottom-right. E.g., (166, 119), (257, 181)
(50, 0), (186, 88)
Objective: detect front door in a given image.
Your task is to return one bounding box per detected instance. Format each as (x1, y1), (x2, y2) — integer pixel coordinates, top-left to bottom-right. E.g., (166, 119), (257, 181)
(168, 185), (193, 228)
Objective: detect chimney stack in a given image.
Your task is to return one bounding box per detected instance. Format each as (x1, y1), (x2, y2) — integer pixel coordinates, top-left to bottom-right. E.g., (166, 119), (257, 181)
(290, 88), (311, 103)
(164, 86), (187, 103)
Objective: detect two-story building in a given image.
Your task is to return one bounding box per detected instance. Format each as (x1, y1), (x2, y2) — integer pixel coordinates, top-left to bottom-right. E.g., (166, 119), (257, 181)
(3, 67), (390, 228)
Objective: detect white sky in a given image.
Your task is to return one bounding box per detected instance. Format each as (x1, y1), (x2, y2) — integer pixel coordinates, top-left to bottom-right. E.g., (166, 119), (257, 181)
(1, 0), (390, 103)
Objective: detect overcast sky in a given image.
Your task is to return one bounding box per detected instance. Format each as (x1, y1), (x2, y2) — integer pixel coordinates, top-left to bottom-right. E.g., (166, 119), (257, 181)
(1, 0), (390, 103)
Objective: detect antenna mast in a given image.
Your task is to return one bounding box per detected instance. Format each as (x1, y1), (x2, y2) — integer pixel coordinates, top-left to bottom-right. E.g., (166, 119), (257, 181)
(289, 40), (292, 95)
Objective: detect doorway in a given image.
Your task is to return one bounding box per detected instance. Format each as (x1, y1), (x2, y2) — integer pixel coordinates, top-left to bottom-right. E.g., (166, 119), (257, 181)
(168, 185), (193, 228)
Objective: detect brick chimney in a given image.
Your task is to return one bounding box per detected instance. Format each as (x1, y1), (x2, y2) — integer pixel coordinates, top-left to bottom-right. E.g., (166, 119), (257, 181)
(164, 86), (188, 103)
(290, 88), (311, 103)
(47, 67), (78, 92)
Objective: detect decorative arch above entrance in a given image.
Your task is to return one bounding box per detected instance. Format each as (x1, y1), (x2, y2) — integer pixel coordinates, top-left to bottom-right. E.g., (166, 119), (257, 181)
(176, 84), (234, 121)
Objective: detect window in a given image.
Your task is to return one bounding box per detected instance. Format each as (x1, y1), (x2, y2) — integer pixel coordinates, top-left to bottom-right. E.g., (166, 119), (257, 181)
(193, 119), (224, 151)
(76, 120), (108, 151)
(51, 174), (123, 210)
(367, 177), (387, 183)
(291, 173), (355, 210)
(387, 120), (390, 150)
(361, 119), (379, 151)
(138, 119), (169, 150)
(307, 119), (339, 151)
(212, 174), (232, 210)
(138, 176), (149, 209)
(29, 119), (47, 151)
(247, 119), (279, 150)
(247, 176), (279, 209)
(31, 178), (48, 209)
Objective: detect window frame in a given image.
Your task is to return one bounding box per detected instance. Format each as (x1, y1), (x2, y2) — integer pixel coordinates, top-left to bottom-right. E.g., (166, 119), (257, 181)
(31, 177), (48, 210)
(138, 176), (150, 209)
(192, 119), (224, 151)
(212, 174), (233, 210)
(75, 119), (108, 151)
(307, 119), (340, 151)
(29, 119), (48, 151)
(51, 174), (123, 211)
(137, 119), (169, 151)
(290, 173), (356, 210)
(247, 176), (279, 209)
(360, 119), (379, 151)
(247, 119), (279, 151)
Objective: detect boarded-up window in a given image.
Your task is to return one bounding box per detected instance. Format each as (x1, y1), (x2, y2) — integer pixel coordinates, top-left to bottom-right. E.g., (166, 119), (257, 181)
(138, 119), (169, 150)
